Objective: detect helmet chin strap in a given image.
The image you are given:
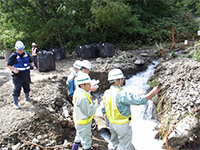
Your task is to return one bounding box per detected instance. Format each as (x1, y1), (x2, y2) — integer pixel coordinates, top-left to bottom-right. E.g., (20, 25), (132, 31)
(82, 84), (91, 92)
(83, 68), (87, 73)
(114, 79), (122, 87)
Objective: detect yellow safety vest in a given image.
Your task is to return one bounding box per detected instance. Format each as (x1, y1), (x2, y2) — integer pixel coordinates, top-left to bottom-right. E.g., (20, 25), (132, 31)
(73, 89), (94, 125)
(104, 87), (132, 125)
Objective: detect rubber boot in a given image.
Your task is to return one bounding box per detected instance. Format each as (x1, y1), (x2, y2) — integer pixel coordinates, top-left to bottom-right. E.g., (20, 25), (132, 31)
(83, 147), (93, 150)
(72, 142), (80, 150)
(13, 96), (20, 109)
(25, 93), (33, 101)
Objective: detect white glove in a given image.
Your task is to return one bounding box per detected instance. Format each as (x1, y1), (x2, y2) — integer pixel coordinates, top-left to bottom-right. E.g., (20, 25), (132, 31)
(90, 79), (100, 86)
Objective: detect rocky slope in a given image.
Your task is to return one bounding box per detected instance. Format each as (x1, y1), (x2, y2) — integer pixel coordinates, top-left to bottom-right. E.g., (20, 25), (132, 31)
(150, 57), (200, 150)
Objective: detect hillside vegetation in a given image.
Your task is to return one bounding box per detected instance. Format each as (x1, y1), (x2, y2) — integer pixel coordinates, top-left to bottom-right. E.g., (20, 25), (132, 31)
(0, 0), (200, 51)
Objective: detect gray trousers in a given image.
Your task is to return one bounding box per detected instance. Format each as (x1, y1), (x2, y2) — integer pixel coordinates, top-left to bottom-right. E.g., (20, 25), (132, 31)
(108, 122), (135, 150)
(74, 121), (92, 149)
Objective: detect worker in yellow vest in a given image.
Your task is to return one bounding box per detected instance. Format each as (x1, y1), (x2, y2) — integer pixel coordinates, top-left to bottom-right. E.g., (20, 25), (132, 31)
(72, 73), (99, 150)
(103, 69), (159, 150)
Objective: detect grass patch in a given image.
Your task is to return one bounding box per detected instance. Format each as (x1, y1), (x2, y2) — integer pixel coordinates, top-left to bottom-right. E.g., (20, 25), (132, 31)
(147, 79), (160, 89)
(188, 41), (200, 61)
(188, 49), (200, 61)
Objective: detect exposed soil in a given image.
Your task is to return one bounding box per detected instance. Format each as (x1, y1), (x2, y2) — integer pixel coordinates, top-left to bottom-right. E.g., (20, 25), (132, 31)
(0, 58), (108, 150)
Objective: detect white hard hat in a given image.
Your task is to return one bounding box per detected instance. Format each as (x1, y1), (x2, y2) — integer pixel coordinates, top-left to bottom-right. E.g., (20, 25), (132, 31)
(73, 60), (82, 69)
(81, 60), (91, 71)
(108, 69), (125, 81)
(15, 40), (25, 50)
(76, 73), (91, 85)
(32, 42), (36, 46)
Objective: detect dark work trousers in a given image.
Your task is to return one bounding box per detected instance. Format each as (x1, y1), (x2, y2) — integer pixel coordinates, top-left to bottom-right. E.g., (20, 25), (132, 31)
(12, 73), (31, 97)
(32, 56), (37, 68)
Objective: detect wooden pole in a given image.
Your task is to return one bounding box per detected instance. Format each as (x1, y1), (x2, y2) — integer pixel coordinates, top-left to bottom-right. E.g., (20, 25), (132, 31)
(172, 28), (175, 43)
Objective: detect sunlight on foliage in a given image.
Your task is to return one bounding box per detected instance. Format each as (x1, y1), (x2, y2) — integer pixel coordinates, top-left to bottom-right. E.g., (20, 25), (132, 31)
(155, 42), (164, 50)
(188, 41), (200, 61)
(0, 29), (24, 49)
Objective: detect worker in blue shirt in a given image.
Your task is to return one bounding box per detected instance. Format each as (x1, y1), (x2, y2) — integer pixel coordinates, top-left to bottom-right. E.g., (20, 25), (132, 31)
(103, 68), (159, 150)
(66, 60), (82, 97)
(7, 40), (37, 109)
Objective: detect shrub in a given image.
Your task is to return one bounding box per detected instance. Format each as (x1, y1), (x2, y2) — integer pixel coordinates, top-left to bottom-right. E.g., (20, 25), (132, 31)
(188, 41), (200, 61)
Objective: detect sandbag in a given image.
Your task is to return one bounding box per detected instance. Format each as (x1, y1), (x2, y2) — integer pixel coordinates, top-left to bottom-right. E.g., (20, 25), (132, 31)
(76, 43), (99, 59)
(37, 50), (55, 72)
(76, 42), (115, 59)
(49, 47), (66, 60)
(98, 42), (115, 58)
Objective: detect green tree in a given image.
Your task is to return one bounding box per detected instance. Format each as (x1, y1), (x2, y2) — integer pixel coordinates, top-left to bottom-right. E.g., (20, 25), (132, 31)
(0, 0), (199, 51)
(88, 0), (140, 43)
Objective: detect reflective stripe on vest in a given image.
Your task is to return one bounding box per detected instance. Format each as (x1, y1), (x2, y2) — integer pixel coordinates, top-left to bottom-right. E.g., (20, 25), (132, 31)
(14, 52), (30, 71)
(73, 89), (94, 125)
(32, 47), (37, 56)
(104, 87), (132, 125)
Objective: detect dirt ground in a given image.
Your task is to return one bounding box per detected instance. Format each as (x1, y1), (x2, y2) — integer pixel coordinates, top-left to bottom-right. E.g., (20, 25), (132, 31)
(0, 58), (108, 150)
